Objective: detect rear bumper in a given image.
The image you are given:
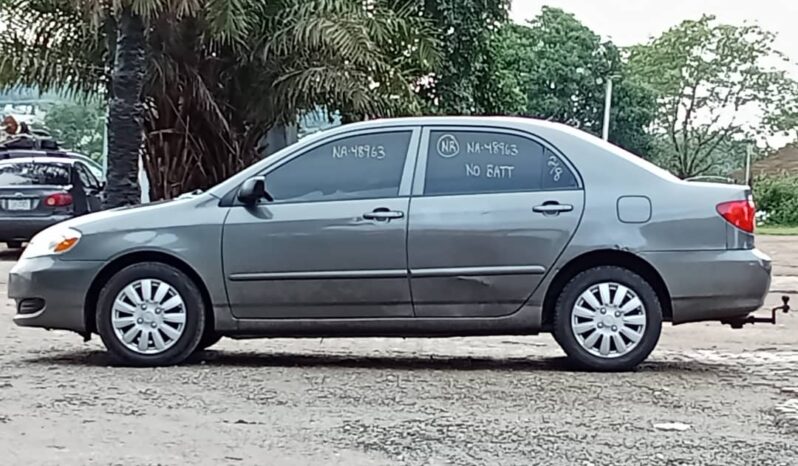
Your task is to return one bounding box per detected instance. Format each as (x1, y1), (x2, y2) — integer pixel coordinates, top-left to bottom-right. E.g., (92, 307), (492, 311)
(0, 215), (72, 242)
(9, 256), (103, 333)
(642, 248), (771, 324)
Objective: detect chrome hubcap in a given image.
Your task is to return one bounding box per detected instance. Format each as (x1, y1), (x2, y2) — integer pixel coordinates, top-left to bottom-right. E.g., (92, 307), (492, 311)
(111, 279), (186, 355)
(571, 282), (646, 359)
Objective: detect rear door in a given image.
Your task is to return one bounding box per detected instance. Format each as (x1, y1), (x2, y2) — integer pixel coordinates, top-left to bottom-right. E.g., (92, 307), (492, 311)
(407, 127), (585, 318)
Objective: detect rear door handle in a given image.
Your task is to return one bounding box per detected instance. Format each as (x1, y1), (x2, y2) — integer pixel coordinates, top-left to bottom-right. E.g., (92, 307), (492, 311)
(363, 209), (404, 220)
(533, 203), (573, 214)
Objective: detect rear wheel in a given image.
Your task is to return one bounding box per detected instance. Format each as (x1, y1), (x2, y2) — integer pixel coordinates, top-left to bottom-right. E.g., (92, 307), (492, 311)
(96, 262), (205, 366)
(552, 266), (662, 371)
(6, 241), (22, 249)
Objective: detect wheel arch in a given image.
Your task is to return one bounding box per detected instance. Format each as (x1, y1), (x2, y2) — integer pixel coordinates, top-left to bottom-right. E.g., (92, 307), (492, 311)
(541, 249), (672, 328)
(84, 250), (214, 335)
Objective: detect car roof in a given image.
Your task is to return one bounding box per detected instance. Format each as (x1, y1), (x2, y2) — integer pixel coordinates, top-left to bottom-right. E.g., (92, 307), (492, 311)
(328, 115), (573, 130)
(0, 148), (94, 160)
(0, 156), (77, 165)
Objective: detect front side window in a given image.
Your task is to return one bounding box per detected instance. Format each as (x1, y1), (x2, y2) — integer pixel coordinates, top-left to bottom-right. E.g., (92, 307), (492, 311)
(264, 131), (412, 203)
(424, 130), (578, 196)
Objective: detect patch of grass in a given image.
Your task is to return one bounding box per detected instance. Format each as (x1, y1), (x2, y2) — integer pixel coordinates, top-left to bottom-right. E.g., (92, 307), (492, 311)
(757, 225), (798, 235)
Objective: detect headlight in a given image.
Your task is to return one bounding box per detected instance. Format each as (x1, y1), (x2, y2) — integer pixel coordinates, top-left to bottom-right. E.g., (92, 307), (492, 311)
(21, 227), (82, 259)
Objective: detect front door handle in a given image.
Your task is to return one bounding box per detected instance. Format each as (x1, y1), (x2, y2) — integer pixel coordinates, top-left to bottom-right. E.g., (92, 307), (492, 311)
(533, 202), (574, 214)
(363, 209), (404, 221)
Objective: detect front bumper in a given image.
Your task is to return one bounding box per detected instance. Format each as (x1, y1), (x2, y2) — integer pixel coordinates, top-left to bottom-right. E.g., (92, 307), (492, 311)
(9, 256), (104, 333)
(642, 248), (772, 324)
(0, 215), (72, 242)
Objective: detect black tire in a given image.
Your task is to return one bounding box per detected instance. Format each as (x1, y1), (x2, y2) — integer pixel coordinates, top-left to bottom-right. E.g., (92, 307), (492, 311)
(96, 262), (205, 367)
(552, 266), (662, 372)
(196, 330), (223, 352)
(6, 241), (23, 249)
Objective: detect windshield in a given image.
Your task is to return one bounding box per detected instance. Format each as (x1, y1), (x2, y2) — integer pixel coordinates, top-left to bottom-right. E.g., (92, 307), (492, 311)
(0, 162), (71, 186)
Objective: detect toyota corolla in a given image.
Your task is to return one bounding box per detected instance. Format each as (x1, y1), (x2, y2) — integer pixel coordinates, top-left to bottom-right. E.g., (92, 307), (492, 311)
(9, 117), (771, 371)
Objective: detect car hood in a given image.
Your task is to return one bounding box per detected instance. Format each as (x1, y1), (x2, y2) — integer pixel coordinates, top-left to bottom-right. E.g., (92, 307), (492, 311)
(60, 192), (216, 234)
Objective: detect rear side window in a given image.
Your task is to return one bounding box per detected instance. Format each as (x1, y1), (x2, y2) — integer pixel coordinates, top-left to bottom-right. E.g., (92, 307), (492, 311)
(424, 130), (578, 196)
(0, 162), (71, 186)
(264, 131), (412, 203)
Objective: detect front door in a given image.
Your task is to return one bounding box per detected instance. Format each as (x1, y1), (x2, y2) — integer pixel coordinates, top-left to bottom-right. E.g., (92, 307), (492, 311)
(407, 127), (585, 318)
(223, 128), (419, 319)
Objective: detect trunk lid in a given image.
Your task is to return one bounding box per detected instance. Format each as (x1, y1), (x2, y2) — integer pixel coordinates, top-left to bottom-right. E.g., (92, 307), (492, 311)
(0, 185), (74, 217)
(684, 180), (755, 249)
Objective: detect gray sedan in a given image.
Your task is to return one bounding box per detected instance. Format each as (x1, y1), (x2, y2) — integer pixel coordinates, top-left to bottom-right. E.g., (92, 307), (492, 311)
(9, 117), (771, 371)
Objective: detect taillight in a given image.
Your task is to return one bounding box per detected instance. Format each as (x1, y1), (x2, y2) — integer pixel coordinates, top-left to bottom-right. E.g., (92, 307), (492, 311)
(44, 193), (73, 207)
(716, 198), (755, 233)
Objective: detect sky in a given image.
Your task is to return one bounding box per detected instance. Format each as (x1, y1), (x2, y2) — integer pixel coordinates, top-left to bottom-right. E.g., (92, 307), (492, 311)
(510, 0), (798, 67)
(510, 0), (798, 148)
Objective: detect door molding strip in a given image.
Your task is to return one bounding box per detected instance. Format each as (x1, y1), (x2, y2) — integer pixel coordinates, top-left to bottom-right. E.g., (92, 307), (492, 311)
(411, 265), (545, 278)
(229, 269), (407, 281)
(230, 265), (546, 281)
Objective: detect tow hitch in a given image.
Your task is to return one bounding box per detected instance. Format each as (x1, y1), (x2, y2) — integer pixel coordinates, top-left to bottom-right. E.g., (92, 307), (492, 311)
(722, 295), (791, 329)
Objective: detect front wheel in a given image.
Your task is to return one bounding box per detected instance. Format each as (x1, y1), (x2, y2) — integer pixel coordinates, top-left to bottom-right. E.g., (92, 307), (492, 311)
(96, 262), (206, 366)
(552, 266), (662, 371)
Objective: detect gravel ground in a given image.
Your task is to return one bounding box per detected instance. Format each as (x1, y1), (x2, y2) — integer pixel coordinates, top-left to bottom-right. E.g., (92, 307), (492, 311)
(1, 237), (797, 465)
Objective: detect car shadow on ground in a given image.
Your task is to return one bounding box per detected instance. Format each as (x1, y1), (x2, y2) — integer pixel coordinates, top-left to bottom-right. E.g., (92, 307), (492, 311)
(0, 248), (22, 261)
(23, 349), (722, 374)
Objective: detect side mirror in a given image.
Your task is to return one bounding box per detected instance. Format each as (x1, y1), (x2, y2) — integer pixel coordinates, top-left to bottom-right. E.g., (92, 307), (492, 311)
(238, 176), (270, 205)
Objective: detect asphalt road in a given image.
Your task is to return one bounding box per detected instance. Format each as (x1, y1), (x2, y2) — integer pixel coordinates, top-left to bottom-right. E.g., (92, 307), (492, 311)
(1, 237), (797, 465)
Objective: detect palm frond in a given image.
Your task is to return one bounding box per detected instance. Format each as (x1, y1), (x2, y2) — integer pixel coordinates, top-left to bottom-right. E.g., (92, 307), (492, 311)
(203, 0), (252, 45)
(0, 0), (107, 94)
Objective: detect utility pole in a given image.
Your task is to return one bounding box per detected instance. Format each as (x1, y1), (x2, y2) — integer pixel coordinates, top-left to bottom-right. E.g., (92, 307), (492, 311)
(745, 145), (752, 186)
(602, 77), (614, 141)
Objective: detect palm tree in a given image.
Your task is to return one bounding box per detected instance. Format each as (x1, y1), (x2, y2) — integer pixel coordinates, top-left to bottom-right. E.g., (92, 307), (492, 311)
(0, 0), (148, 208)
(105, 4), (145, 207)
(0, 0), (438, 201)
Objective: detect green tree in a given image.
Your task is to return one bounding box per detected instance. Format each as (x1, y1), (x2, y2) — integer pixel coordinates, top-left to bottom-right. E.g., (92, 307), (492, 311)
(487, 8), (657, 156)
(628, 15), (798, 178)
(418, 0), (511, 114)
(42, 100), (106, 160)
(141, 0), (437, 199)
(0, 0), (438, 200)
(0, 0), (145, 207)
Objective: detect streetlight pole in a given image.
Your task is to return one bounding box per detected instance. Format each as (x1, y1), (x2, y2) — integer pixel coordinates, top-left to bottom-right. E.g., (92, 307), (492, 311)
(602, 77), (614, 141)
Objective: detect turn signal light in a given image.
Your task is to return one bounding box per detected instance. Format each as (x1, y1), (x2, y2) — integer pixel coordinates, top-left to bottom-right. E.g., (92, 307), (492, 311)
(53, 237), (79, 253)
(716, 199), (755, 233)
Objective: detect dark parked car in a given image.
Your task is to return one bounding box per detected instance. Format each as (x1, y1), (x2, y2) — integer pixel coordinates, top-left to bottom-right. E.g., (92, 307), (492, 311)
(0, 156), (104, 248)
